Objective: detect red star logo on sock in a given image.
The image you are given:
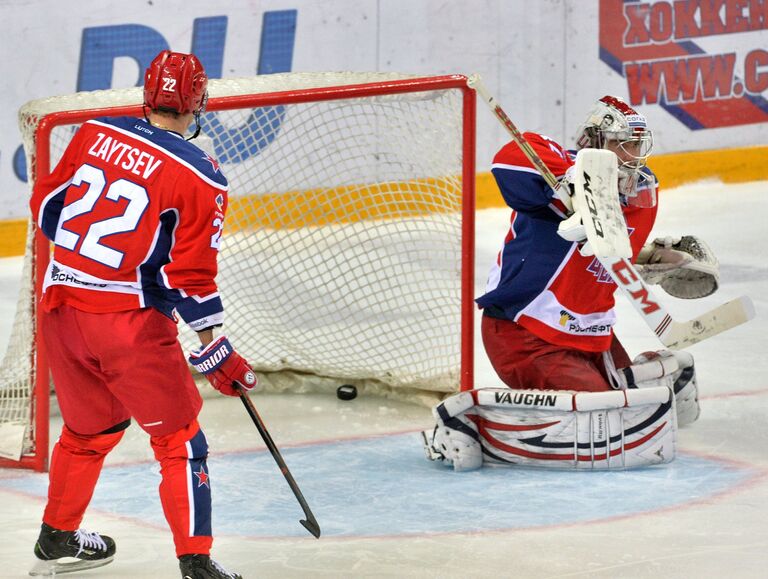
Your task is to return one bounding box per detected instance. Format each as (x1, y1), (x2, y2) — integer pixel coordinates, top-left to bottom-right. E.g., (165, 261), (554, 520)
(194, 465), (210, 488)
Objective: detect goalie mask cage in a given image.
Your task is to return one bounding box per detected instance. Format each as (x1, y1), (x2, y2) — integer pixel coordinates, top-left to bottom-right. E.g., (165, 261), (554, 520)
(0, 72), (476, 472)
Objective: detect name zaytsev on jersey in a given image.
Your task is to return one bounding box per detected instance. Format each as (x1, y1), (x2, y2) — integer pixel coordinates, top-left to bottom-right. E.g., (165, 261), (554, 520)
(30, 116), (229, 331)
(86, 132), (164, 180)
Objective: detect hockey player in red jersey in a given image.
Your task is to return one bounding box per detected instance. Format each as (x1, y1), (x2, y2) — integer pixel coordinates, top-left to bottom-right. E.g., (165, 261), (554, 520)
(422, 96), (721, 473)
(477, 96), (718, 419)
(29, 51), (252, 579)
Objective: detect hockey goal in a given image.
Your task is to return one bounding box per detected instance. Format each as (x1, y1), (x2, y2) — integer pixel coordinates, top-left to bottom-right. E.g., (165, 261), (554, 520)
(0, 72), (476, 471)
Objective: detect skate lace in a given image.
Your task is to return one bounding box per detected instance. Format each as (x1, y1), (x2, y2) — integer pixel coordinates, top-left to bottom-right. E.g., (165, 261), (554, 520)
(73, 529), (108, 556)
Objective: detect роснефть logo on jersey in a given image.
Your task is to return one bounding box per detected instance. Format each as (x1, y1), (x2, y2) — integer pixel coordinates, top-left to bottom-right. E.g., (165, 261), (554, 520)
(599, 0), (768, 129)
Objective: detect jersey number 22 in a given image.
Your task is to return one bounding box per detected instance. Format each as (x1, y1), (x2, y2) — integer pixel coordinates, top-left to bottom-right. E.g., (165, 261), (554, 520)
(55, 163), (149, 269)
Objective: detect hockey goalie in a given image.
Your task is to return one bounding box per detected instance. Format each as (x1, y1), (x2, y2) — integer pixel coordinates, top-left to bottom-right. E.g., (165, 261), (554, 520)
(423, 95), (720, 471)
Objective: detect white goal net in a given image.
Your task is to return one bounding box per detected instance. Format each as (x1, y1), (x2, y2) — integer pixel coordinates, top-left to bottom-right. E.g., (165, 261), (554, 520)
(1, 72), (476, 470)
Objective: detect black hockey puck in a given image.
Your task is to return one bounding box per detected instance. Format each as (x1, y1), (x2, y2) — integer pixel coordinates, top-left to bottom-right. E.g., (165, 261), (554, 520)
(337, 384), (357, 400)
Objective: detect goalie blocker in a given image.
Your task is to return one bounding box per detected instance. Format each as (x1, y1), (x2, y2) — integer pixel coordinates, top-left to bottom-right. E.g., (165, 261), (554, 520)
(422, 386), (677, 471)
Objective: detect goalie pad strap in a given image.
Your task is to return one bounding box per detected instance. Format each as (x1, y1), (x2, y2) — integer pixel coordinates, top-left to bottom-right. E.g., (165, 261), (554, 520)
(633, 350), (700, 427)
(423, 413), (482, 471)
(622, 352), (678, 387)
(434, 402), (480, 442)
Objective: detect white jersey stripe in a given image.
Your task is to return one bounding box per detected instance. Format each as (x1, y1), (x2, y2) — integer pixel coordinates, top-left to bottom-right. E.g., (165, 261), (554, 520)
(491, 162), (542, 176)
(185, 440), (195, 537)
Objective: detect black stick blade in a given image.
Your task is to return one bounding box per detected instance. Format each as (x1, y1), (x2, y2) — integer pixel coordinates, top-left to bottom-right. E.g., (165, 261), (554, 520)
(301, 518), (321, 539)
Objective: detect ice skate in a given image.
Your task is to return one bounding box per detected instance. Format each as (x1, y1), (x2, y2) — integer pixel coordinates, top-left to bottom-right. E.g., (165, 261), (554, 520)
(179, 554), (243, 579)
(29, 522), (115, 576)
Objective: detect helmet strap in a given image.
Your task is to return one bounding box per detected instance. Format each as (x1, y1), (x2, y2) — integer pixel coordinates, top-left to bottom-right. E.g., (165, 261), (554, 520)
(186, 111), (202, 141)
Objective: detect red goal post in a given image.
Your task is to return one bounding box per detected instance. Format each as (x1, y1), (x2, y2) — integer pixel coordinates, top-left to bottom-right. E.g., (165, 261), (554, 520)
(0, 72), (476, 471)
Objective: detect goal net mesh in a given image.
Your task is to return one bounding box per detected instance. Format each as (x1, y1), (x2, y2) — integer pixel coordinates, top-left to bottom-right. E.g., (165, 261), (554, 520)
(1, 72), (471, 462)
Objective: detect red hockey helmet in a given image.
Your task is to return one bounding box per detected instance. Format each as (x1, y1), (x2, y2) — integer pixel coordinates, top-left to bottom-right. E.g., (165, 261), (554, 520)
(143, 50), (208, 115)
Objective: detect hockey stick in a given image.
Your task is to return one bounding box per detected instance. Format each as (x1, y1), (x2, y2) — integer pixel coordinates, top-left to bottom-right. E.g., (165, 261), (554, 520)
(467, 74), (755, 349)
(601, 256), (755, 349)
(236, 386), (321, 538)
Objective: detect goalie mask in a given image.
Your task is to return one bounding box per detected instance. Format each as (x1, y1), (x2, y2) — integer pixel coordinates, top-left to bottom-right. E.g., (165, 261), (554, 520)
(576, 96), (656, 207)
(143, 50), (208, 139)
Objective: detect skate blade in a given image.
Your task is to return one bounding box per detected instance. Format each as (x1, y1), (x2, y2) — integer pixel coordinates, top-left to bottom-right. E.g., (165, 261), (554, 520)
(29, 555), (115, 576)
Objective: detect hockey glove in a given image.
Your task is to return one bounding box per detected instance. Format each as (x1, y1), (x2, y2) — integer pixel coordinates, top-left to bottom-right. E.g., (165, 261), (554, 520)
(635, 235), (719, 299)
(188, 336), (258, 397)
(557, 211), (595, 257)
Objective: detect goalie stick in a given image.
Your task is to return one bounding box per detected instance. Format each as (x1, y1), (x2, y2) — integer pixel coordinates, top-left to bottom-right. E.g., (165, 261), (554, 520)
(237, 386), (321, 538)
(467, 74), (755, 349)
(603, 256), (754, 348)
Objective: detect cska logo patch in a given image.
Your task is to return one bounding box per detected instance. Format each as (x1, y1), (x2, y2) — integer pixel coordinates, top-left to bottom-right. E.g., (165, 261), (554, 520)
(215, 193), (224, 211)
(202, 152), (220, 173)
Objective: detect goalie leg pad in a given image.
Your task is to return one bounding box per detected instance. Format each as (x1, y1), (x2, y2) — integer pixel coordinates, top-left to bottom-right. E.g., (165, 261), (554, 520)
(428, 387), (676, 470)
(477, 388), (676, 469)
(422, 402), (482, 471)
(633, 350), (700, 426)
(670, 351), (700, 426)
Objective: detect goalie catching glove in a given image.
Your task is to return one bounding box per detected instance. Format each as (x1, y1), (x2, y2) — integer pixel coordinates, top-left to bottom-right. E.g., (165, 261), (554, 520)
(188, 335), (258, 396)
(635, 235), (719, 299)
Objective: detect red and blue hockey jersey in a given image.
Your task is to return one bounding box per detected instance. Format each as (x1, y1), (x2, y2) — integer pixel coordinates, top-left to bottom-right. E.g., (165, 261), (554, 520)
(30, 116), (228, 332)
(476, 133), (658, 352)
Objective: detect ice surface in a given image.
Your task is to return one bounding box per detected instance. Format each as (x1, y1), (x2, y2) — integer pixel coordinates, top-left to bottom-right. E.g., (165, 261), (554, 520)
(0, 181), (766, 578)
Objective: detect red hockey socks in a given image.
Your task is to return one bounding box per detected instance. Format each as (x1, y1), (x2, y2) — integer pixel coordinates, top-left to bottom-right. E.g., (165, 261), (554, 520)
(151, 420), (213, 557)
(43, 425), (124, 530)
